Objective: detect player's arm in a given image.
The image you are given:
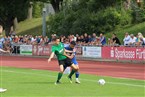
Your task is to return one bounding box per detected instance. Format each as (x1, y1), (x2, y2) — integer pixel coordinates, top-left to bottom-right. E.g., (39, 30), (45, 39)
(63, 51), (74, 59)
(65, 48), (76, 53)
(64, 49), (73, 53)
(0, 49), (10, 53)
(48, 52), (55, 63)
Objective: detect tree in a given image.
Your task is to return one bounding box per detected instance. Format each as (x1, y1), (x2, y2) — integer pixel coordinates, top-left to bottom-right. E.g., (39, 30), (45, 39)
(50, 0), (63, 12)
(0, 0), (29, 36)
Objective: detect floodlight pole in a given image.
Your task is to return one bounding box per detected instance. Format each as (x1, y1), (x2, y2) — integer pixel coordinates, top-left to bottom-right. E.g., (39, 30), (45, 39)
(42, 8), (46, 37)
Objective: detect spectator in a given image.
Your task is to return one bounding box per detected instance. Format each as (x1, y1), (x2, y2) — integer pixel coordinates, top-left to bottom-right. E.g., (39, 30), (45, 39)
(0, 34), (4, 49)
(80, 35), (85, 43)
(88, 35), (93, 45)
(140, 37), (145, 46)
(84, 33), (89, 43)
(92, 33), (97, 42)
(135, 34), (141, 46)
(123, 32), (130, 46)
(3, 39), (12, 52)
(112, 33), (121, 46)
(108, 38), (113, 46)
(100, 33), (106, 45)
(128, 34), (136, 46)
(72, 35), (77, 41)
(95, 37), (102, 46)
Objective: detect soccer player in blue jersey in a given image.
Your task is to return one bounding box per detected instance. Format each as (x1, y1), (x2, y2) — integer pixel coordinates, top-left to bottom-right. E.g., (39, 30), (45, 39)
(64, 41), (80, 84)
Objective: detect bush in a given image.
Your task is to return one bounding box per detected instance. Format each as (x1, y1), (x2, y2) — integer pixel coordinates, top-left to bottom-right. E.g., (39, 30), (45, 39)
(47, 2), (141, 36)
(33, 2), (43, 18)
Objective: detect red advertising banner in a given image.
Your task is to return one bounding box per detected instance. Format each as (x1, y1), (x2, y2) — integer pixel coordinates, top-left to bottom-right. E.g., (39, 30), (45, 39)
(32, 45), (51, 56)
(32, 45), (82, 56)
(102, 46), (145, 61)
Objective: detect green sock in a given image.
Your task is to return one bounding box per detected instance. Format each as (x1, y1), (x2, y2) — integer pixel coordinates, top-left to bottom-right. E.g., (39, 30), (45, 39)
(57, 72), (63, 82)
(68, 69), (76, 78)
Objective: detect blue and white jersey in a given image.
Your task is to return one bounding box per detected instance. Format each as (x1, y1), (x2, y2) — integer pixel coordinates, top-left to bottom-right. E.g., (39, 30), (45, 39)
(64, 45), (78, 65)
(0, 37), (4, 49)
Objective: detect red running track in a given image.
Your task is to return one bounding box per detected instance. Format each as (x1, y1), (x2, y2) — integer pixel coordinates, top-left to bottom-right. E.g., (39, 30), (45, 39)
(0, 56), (144, 80)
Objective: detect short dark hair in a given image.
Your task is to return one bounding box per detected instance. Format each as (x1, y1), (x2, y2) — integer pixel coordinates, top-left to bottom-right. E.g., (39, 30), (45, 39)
(70, 41), (76, 46)
(52, 36), (60, 41)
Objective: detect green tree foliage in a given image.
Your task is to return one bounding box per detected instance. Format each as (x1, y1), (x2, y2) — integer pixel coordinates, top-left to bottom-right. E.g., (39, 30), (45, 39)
(0, 0), (48, 36)
(0, 0), (29, 36)
(47, 0), (145, 36)
(33, 2), (44, 18)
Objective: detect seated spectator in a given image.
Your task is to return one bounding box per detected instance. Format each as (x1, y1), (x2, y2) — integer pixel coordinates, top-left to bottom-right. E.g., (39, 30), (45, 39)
(123, 32), (130, 46)
(135, 34), (141, 46)
(128, 34), (136, 46)
(100, 33), (106, 45)
(112, 33), (121, 46)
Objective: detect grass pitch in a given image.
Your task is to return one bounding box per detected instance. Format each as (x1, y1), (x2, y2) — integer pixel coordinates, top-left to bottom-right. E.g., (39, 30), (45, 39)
(0, 67), (144, 97)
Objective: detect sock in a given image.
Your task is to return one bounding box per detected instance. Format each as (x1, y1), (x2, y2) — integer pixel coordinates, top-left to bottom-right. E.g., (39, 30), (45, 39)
(57, 72), (63, 82)
(75, 72), (79, 79)
(68, 69), (76, 78)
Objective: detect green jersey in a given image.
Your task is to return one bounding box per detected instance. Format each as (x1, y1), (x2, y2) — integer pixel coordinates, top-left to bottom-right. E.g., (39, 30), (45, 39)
(51, 42), (67, 60)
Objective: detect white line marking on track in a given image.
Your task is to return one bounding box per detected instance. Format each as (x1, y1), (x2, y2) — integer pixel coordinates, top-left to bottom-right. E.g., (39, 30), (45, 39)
(1, 70), (145, 88)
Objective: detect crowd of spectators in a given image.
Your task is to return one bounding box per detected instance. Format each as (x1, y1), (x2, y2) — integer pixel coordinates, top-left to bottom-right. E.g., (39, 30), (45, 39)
(0, 32), (144, 53)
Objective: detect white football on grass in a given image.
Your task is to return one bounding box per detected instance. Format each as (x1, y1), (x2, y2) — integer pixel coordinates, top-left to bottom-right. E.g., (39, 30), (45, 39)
(98, 79), (106, 85)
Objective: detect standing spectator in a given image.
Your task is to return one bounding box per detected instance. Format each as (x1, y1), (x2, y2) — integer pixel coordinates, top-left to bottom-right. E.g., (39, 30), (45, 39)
(123, 32), (131, 46)
(80, 35), (85, 43)
(100, 33), (106, 45)
(140, 37), (145, 46)
(108, 38), (113, 46)
(95, 37), (101, 46)
(0, 34), (4, 49)
(14, 36), (19, 43)
(128, 34), (136, 46)
(44, 36), (49, 44)
(138, 32), (144, 39)
(84, 33), (89, 44)
(92, 33), (97, 42)
(76, 34), (79, 41)
(88, 35), (95, 46)
(112, 33), (121, 45)
(71, 35), (77, 42)
(76, 36), (81, 45)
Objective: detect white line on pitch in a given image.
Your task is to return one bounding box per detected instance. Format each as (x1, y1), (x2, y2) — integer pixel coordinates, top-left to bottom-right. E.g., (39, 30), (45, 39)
(1, 70), (145, 88)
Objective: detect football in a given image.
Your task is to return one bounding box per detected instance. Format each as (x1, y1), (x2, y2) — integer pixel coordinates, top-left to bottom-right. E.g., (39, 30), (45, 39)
(98, 79), (106, 85)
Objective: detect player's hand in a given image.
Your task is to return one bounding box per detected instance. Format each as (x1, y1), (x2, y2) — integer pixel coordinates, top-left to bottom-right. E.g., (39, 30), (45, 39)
(68, 54), (74, 59)
(47, 58), (51, 64)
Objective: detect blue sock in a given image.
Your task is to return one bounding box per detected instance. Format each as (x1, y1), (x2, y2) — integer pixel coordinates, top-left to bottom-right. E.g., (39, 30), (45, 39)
(75, 72), (79, 78)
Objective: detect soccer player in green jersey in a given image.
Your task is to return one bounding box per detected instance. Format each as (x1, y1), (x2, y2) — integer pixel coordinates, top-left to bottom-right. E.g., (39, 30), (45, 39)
(48, 36), (78, 84)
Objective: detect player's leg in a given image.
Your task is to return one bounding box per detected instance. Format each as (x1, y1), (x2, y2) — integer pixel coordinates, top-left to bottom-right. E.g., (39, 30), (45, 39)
(55, 65), (64, 84)
(75, 65), (80, 84)
(68, 64), (78, 83)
